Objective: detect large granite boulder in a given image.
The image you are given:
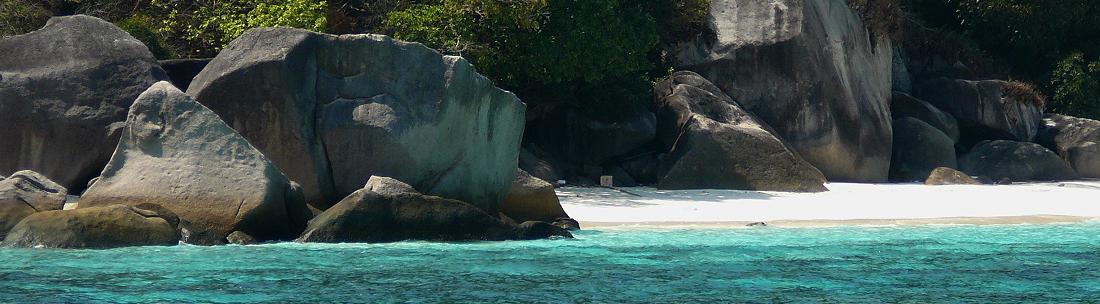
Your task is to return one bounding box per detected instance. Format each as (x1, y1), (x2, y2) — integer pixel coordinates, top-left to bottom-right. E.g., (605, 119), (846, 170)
(500, 169), (570, 223)
(0, 15), (169, 191)
(653, 71), (827, 192)
(925, 167), (981, 185)
(676, 0), (894, 182)
(0, 171), (67, 239)
(916, 79), (1043, 143)
(188, 28), (525, 212)
(518, 148), (561, 184)
(959, 140), (1077, 182)
(889, 118), (957, 182)
(297, 176), (570, 243)
(78, 82), (309, 245)
(1037, 114), (1100, 177)
(2, 204), (179, 248)
(891, 92), (960, 143)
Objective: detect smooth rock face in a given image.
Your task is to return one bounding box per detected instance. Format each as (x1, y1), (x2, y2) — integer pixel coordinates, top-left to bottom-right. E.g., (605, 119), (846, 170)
(1037, 114), (1100, 177)
(2, 204), (178, 248)
(78, 82), (308, 245)
(518, 148), (560, 184)
(654, 71), (827, 192)
(0, 171), (68, 239)
(297, 176), (524, 243)
(889, 118), (957, 182)
(500, 169), (569, 223)
(188, 28), (525, 212)
(959, 140), (1077, 182)
(891, 92), (960, 143)
(0, 15), (169, 190)
(917, 79), (1043, 143)
(679, 0), (894, 182)
(925, 167), (981, 185)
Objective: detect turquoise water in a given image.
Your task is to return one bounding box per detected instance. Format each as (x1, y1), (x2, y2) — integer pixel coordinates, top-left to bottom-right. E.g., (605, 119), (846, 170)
(3, 223), (1100, 303)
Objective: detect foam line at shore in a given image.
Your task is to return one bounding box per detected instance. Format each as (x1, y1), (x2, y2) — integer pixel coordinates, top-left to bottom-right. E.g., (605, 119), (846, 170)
(558, 181), (1100, 227)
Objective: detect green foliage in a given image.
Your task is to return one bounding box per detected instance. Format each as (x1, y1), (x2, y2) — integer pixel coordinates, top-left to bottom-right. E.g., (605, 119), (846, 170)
(0, 0), (49, 37)
(116, 14), (173, 59)
(149, 0), (327, 57)
(1051, 53), (1100, 119)
(385, 0), (660, 115)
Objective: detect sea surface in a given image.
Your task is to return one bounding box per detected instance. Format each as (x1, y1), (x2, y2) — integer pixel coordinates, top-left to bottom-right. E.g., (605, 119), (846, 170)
(3, 223), (1100, 303)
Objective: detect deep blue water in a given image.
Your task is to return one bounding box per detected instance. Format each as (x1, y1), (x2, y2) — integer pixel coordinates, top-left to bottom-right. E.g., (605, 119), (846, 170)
(3, 223), (1100, 303)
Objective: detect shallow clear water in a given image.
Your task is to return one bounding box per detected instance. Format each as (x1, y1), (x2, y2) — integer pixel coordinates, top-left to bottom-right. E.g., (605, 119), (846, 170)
(3, 223), (1100, 303)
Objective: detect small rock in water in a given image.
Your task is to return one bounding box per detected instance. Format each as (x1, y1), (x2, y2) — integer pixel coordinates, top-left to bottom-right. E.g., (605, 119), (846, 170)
(747, 222), (768, 227)
(552, 217), (581, 231)
(227, 231), (257, 245)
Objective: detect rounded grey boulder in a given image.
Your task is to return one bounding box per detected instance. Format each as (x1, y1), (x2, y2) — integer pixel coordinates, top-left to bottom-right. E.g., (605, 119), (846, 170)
(78, 82), (309, 245)
(187, 28), (525, 212)
(653, 71), (827, 192)
(917, 79), (1043, 143)
(1037, 114), (1100, 178)
(2, 204), (179, 249)
(959, 140), (1077, 182)
(889, 118), (958, 182)
(0, 15), (168, 191)
(0, 171), (68, 239)
(891, 92), (960, 143)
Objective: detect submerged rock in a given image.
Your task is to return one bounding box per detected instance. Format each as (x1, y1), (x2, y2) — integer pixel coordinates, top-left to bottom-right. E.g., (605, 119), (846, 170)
(917, 79), (1043, 143)
(925, 167), (981, 185)
(2, 204), (179, 249)
(653, 71), (827, 192)
(188, 28), (525, 212)
(0, 15), (168, 191)
(889, 118), (957, 182)
(500, 169), (570, 223)
(78, 82), (309, 245)
(677, 0), (894, 182)
(1036, 114), (1100, 178)
(891, 92), (960, 143)
(0, 171), (68, 239)
(297, 176), (569, 243)
(959, 140), (1076, 182)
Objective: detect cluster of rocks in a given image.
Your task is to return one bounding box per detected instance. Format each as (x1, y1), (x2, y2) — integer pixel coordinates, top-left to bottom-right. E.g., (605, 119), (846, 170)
(0, 16), (575, 248)
(520, 0), (1098, 189)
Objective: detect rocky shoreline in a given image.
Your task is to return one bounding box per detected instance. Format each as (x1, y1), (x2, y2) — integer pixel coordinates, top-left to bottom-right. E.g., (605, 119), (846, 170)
(4, 1), (1100, 249)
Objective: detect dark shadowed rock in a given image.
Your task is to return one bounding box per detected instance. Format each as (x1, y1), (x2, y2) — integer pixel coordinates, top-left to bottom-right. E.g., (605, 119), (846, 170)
(891, 92), (960, 143)
(917, 79), (1043, 143)
(500, 169), (570, 223)
(959, 140), (1077, 182)
(0, 171), (67, 239)
(618, 152), (661, 185)
(297, 176), (560, 243)
(0, 15), (168, 191)
(78, 82), (308, 245)
(188, 28), (525, 212)
(516, 221), (573, 240)
(2, 204), (179, 248)
(519, 148), (560, 184)
(889, 118), (957, 182)
(161, 58), (210, 91)
(526, 105), (657, 167)
(1037, 114), (1100, 178)
(677, 0), (894, 182)
(925, 167), (981, 185)
(653, 71), (827, 192)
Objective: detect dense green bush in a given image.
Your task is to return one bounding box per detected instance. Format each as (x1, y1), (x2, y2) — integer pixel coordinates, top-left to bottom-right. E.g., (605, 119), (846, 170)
(149, 0), (327, 57)
(385, 0), (661, 117)
(116, 15), (173, 59)
(0, 0), (49, 37)
(1050, 53), (1100, 119)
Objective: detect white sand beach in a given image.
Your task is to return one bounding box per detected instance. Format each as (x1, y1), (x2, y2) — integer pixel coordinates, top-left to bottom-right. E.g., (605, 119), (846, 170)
(558, 181), (1100, 227)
